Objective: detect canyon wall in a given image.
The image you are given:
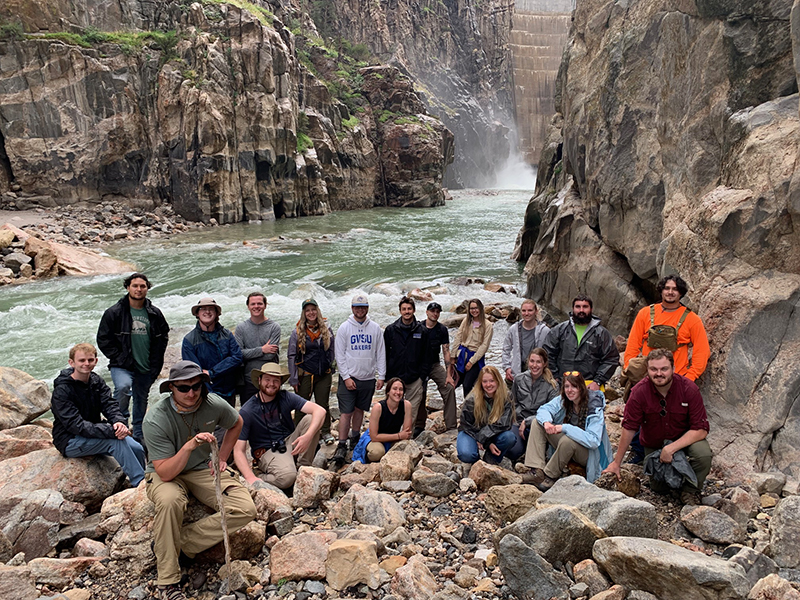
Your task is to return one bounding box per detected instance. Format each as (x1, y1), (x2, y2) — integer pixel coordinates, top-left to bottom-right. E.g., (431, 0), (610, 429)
(0, 0), (454, 222)
(514, 0), (800, 478)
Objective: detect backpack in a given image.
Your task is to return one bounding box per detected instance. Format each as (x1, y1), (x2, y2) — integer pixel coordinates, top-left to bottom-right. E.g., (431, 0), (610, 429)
(646, 304), (691, 352)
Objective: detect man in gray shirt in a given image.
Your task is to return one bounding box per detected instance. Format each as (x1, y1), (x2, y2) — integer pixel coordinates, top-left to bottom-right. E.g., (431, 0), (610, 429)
(235, 292), (281, 401)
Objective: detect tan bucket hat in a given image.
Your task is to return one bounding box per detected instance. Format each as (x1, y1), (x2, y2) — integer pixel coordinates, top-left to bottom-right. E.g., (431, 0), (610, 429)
(250, 362), (290, 388)
(191, 297), (222, 317)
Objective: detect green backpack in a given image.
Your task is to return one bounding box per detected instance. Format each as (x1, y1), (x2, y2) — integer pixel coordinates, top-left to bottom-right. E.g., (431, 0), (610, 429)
(646, 304), (691, 352)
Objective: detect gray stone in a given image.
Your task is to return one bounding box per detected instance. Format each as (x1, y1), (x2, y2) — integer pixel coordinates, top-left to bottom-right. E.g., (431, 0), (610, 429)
(627, 592), (660, 600)
(745, 472), (787, 496)
(127, 585), (148, 599)
(411, 468), (457, 497)
(769, 496), (800, 568)
(0, 489), (79, 559)
(0, 532), (11, 563)
(382, 480), (413, 493)
(56, 513), (104, 549)
(382, 527), (412, 547)
(419, 455), (454, 474)
(569, 582), (589, 598)
(593, 537), (751, 600)
(680, 505), (745, 545)
(498, 534), (571, 600)
(304, 580), (326, 594)
(496, 504), (606, 565)
(2, 252), (31, 271)
(537, 475), (658, 538)
(0, 368), (50, 430)
(331, 484), (406, 536)
(726, 547), (778, 588)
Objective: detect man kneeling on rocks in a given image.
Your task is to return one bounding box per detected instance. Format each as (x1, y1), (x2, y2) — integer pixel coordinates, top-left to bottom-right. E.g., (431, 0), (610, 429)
(603, 348), (712, 505)
(233, 363), (325, 490)
(143, 361), (256, 600)
(51, 343), (145, 487)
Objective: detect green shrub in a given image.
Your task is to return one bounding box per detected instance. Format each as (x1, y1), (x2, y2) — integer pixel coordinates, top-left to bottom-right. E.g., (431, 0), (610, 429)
(0, 20), (24, 41)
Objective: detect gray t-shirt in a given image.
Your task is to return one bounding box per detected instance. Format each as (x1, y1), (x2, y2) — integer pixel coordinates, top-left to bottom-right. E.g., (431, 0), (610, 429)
(520, 325), (538, 371)
(143, 393), (239, 473)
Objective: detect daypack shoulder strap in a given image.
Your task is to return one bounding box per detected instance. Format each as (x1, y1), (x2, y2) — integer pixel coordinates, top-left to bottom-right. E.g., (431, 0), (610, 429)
(676, 306), (691, 331)
(649, 304), (656, 328)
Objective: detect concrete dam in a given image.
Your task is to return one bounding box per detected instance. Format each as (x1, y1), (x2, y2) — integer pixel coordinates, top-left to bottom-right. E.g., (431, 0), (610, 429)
(511, 0), (574, 164)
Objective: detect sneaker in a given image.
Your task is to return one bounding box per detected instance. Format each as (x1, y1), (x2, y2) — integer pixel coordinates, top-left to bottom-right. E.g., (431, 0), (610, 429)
(156, 584), (187, 600)
(535, 475), (557, 492)
(347, 432), (360, 450)
(521, 468), (546, 486)
(322, 433), (335, 445)
(680, 491), (702, 506)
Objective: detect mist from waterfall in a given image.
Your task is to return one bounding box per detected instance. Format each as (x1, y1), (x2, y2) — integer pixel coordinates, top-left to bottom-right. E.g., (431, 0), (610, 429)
(492, 149), (538, 190)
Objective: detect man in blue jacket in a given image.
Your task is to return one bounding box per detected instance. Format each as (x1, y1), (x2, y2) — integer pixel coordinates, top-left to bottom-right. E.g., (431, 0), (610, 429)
(97, 273), (170, 445)
(182, 297), (243, 407)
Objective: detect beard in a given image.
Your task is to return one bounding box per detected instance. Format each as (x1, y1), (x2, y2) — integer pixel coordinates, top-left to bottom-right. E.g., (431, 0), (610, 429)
(573, 312), (592, 325)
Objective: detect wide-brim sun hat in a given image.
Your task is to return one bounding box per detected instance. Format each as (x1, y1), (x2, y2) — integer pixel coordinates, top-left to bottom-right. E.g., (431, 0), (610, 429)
(159, 360), (211, 393)
(250, 363), (290, 389)
(191, 297), (222, 317)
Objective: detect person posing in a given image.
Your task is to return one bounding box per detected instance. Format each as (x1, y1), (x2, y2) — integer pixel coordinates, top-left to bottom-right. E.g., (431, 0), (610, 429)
(51, 343), (145, 488)
(97, 272), (170, 444)
(332, 293), (386, 465)
(502, 299), (550, 382)
(353, 378), (413, 463)
(384, 296), (429, 434)
(603, 349), (712, 505)
(451, 299), (494, 396)
(143, 361), (256, 600)
(287, 299), (336, 445)
(457, 366), (517, 464)
(234, 292), (281, 401)
(507, 348), (559, 459)
(543, 294), (618, 390)
(182, 298), (243, 407)
(234, 363), (325, 490)
(522, 372), (612, 491)
(418, 302), (457, 435)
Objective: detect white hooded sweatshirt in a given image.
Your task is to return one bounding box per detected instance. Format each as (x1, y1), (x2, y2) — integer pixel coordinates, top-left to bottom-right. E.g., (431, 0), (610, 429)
(335, 314), (386, 381)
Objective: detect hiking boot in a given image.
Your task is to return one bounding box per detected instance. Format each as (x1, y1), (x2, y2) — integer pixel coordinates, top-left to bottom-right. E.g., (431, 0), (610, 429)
(521, 468), (545, 486)
(331, 443), (348, 464)
(680, 491), (702, 506)
(156, 584), (187, 600)
(535, 475), (557, 492)
(347, 432), (360, 450)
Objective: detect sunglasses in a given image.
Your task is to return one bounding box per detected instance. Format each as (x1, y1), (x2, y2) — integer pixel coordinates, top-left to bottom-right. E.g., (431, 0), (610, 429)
(563, 371), (581, 377)
(659, 398), (667, 417)
(173, 382), (203, 393)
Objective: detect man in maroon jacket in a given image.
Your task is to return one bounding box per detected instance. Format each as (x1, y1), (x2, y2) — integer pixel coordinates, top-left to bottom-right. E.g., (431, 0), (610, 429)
(603, 348), (712, 504)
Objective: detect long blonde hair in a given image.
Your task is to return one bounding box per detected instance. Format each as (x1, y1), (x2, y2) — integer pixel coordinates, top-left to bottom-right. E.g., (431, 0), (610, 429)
(472, 365), (510, 426)
(458, 298), (487, 340)
(529, 347), (557, 389)
(295, 302), (331, 353)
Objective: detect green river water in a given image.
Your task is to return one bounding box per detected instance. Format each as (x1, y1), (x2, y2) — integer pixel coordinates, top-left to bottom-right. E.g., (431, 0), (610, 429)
(0, 189), (532, 386)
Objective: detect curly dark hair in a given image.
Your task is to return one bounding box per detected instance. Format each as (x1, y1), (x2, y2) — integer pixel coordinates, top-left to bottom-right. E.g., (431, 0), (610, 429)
(656, 274), (688, 298)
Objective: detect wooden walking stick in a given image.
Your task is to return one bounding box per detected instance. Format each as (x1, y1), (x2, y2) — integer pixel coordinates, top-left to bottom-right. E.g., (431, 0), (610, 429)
(210, 438), (232, 591)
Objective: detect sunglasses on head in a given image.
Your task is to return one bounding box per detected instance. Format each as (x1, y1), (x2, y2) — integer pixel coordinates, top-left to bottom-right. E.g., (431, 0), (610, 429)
(173, 382), (203, 393)
(563, 371), (581, 377)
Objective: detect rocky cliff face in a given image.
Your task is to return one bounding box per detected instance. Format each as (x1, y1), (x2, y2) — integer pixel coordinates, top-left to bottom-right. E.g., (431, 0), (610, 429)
(514, 0), (800, 478)
(305, 0), (516, 188)
(0, 0), (454, 223)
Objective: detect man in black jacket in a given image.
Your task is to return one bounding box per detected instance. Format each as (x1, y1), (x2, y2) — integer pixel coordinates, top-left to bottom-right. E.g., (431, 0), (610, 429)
(384, 296), (429, 435)
(51, 343), (145, 486)
(97, 273), (170, 443)
(543, 295), (619, 390)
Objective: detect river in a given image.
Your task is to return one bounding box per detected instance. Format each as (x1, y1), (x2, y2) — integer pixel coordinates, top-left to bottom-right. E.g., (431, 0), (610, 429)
(0, 189), (533, 388)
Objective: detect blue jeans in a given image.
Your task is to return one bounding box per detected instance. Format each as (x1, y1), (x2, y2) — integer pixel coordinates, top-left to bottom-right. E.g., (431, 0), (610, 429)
(65, 435), (146, 486)
(110, 367), (153, 441)
(457, 430), (516, 464)
(506, 423), (526, 461)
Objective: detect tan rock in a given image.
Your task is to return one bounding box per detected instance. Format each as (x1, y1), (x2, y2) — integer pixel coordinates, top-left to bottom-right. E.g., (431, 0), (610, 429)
(325, 539), (381, 590)
(391, 554), (439, 600)
(0, 367), (50, 430)
(269, 531), (337, 583)
(484, 484), (541, 523)
(472, 578), (498, 593)
(0, 566), (36, 600)
(380, 449), (415, 481)
(23, 236), (57, 277)
(62, 589), (92, 600)
(454, 565), (479, 588)
(198, 520), (265, 562)
(292, 466), (338, 508)
(380, 555), (408, 576)
(28, 557), (102, 588)
(0, 229), (15, 249)
(760, 494), (779, 508)
(468, 461), (522, 491)
(72, 538), (108, 558)
(0, 424), (52, 460)
(591, 584), (628, 600)
(100, 484), (153, 532)
(251, 486), (293, 522)
(748, 573), (800, 600)
(574, 559), (611, 597)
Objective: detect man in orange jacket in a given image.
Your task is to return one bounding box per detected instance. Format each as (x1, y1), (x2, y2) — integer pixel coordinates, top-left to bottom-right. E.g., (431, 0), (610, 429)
(623, 274), (710, 462)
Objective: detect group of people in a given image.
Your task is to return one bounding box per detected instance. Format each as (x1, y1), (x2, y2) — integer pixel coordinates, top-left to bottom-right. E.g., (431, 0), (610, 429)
(48, 271), (714, 600)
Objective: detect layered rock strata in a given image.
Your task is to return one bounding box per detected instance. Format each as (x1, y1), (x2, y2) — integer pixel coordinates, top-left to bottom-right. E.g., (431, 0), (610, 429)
(513, 0), (800, 478)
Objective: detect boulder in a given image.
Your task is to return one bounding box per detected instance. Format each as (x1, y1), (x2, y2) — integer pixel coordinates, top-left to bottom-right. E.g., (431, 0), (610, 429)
(23, 236), (57, 277)
(390, 440), (423, 465)
(484, 484), (541, 523)
(0, 424), (53, 460)
(726, 547), (778, 588)
(380, 450), (415, 481)
(680, 505), (745, 545)
(57, 514), (104, 549)
(105, 524), (154, 575)
(0, 367), (50, 430)
(72, 538), (109, 558)
(747, 573), (800, 600)
(250, 486), (293, 522)
(593, 537), (751, 600)
(391, 554), (440, 600)
(343, 529), (386, 555)
(331, 484), (407, 536)
(0, 489), (86, 559)
(27, 557), (102, 588)
(468, 461), (522, 490)
(0, 566), (36, 600)
(411, 467), (457, 497)
(496, 504), (605, 565)
(419, 454), (454, 474)
(269, 531), (337, 583)
(198, 520), (266, 562)
(292, 466), (338, 508)
(573, 558), (611, 597)
(769, 495), (800, 568)
(497, 534), (571, 600)
(537, 475), (658, 538)
(325, 539), (381, 590)
(744, 473), (787, 496)
(100, 484), (153, 533)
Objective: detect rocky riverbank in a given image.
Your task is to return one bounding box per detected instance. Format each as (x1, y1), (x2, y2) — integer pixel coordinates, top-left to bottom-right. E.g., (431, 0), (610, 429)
(1, 366), (799, 600)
